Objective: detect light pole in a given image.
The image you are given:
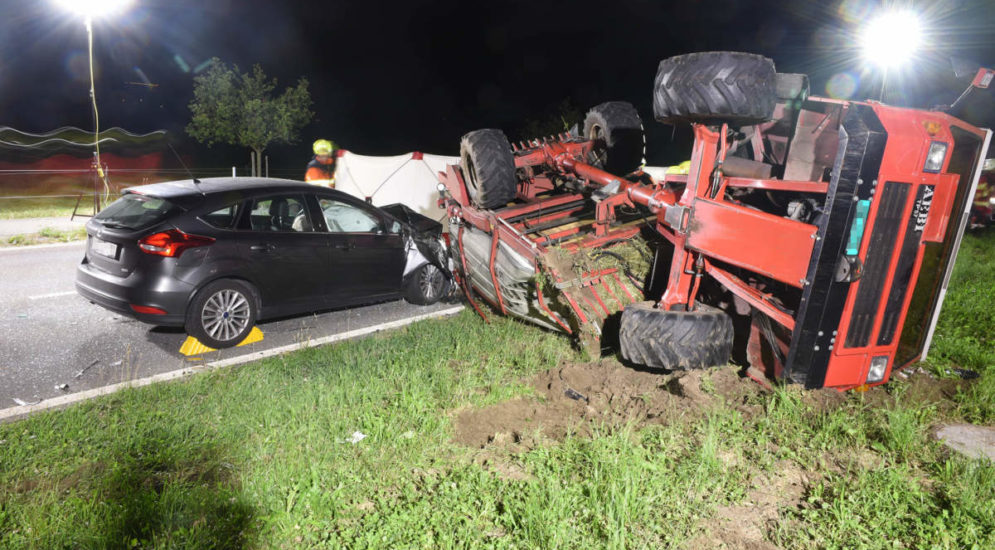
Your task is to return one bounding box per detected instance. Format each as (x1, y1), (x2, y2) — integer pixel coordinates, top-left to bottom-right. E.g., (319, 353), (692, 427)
(54, 0), (132, 211)
(859, 9), (922, 102)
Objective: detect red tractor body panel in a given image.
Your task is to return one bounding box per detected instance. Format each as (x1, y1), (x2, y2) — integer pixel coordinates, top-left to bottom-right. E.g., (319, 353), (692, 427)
(440, 67), (991, 390)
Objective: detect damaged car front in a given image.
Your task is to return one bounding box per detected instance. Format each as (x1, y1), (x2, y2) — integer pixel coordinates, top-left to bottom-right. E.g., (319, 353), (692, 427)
(380, 203), (457, 305)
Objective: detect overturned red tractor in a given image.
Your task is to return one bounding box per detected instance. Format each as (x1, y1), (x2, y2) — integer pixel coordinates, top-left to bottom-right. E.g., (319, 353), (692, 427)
(439, 52), (993, 391)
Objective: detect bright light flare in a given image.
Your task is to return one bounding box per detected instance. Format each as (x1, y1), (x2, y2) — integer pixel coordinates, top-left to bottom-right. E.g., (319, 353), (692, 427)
(53, 0), (133, 18)
(860, 10), (922, 68)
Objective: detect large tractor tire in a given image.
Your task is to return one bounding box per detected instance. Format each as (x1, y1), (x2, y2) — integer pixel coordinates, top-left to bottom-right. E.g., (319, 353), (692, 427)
(583, 101), (645, 176)
(653, 51), (777, 126)
(460, 129), (516, 210)
(619, 301), (734, 370)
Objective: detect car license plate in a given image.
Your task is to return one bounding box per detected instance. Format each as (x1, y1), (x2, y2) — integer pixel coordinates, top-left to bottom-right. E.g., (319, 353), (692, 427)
(90, 238), (118, 259)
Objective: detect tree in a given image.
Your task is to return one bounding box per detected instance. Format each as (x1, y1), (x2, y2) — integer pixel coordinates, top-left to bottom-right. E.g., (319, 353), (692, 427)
(517, 98), (582, 142)
(187, 58), (313, 176)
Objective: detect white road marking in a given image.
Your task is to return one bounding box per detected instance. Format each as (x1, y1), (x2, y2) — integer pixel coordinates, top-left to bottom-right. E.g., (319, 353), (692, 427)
(0, 304), (465, 422)
(0, 241), (85, 253)
(28, 291), (77, 300)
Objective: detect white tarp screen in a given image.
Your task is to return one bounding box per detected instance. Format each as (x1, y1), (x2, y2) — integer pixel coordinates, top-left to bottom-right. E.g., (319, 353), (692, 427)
(334, 151), (458, 223)
(333, 151), (674, 223)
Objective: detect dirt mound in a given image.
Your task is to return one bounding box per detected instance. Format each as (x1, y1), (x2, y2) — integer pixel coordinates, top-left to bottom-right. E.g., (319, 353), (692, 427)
(452, 360), (978, 548)
(453, 359), (761, 450)
(453, 361), (974, 453)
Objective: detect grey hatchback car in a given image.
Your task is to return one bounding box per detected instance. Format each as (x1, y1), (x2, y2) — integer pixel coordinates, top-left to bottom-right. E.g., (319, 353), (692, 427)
(75, 178), (452, 348)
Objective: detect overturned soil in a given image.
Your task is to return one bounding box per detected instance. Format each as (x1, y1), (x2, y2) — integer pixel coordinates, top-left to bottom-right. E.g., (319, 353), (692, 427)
(452, 360), (977, 548)
(454, 362), (971, 452)
(453, 360), (761, 451)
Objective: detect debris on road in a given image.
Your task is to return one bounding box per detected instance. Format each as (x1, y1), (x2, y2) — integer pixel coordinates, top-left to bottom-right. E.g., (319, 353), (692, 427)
(55, 384), (69, 392)
(12, 397), (41, 406)
(74, 360), (99, 379)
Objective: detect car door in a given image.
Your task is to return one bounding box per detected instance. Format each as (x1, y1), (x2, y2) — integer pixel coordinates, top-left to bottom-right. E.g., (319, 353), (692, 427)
(238, 193), (330, 316)
(314, 194), (406, 306)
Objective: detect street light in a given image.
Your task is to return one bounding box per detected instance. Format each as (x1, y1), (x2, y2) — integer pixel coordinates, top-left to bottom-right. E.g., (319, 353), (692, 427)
(53, 0), (133, 210)
(860, 9), (922, 101)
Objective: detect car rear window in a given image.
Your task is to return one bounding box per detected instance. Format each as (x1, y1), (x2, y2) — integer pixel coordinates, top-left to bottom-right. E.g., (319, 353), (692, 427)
(95, 193), (181, 230)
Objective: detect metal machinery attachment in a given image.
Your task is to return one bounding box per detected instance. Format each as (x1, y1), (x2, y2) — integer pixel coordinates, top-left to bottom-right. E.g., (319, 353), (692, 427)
(439, 51), (992, 390)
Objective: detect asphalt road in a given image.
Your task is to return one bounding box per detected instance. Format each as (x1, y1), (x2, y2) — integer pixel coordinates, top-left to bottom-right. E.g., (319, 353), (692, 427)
(0, 241), (460, 409)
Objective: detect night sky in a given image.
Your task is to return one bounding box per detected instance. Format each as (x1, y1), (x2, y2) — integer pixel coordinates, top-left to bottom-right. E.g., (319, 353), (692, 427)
(1, 0), (993, 172)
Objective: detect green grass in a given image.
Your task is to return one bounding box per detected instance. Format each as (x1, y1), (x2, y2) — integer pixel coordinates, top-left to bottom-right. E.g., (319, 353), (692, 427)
(2, 232), (994, 548)
(0, 197), (85, 219)
(927, 230), (995, 422)
(3, 226), (88, 246)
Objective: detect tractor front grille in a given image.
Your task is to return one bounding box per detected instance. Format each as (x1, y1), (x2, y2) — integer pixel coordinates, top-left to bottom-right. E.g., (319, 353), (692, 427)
(845, 181), (909, 348)
(877, 184), (934, 346)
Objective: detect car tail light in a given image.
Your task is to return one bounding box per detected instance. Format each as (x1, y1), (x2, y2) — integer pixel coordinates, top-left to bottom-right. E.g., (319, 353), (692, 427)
(138, 229), (215, 257)
(130, 304), (167, 315)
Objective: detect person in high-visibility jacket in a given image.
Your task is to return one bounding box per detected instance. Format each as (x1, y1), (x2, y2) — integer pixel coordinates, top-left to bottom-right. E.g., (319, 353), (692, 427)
(305, 139), (337, 187)
(975, 176), (991, 208)
(970, 158), (994, 227)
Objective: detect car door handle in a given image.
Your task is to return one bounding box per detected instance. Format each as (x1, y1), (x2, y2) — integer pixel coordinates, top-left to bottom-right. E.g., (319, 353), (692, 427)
(332, 242), (354, 250)
(250, 243), (274, 252)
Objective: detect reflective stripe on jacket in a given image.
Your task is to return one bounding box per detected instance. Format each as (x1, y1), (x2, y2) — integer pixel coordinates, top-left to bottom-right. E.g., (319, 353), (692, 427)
(305, 157), (336, 187)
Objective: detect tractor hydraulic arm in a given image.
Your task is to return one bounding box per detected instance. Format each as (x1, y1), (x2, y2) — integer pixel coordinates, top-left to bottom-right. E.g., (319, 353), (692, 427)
(533, 141), (682, 227)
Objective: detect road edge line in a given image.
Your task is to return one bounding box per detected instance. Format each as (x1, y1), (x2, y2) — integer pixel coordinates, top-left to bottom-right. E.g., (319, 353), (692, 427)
(0, 241), (85, 253)
(0, 304), (464, 422)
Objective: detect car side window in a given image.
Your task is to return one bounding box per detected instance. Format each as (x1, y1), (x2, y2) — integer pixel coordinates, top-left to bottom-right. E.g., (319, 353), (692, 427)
(200, 202), (240, 229)
(318, 198), (382, 233)
(248, 195), (312, 232)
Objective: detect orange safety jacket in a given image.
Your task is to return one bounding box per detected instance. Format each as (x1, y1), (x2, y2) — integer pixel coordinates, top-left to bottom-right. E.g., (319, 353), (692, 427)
(305, 156), (336, 187)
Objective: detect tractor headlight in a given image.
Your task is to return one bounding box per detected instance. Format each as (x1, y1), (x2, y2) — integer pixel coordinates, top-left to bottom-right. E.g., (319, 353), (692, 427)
(989, 196), (995, 205)
(867, 356), (889, 383)
(923, 142), (948, 173)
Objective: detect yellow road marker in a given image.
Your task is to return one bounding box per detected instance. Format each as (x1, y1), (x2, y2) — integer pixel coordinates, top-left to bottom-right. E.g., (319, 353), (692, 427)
(238, 326), (265, 346)
(179, 326), (264, 356)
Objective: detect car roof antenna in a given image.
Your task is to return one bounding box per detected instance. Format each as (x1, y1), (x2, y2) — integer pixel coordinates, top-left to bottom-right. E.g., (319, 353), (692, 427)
(167, 142), (203, 191)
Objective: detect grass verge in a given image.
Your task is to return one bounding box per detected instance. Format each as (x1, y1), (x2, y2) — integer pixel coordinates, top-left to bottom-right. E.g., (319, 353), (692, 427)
(0, 197), (85, 220)
(3, 227), (88, 246)
(1, 232), (993, 548)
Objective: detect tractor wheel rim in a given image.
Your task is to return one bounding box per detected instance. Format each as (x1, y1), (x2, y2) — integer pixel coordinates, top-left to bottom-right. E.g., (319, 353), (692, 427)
(202, 289), (250, 342)
(419, 264), (443, 300)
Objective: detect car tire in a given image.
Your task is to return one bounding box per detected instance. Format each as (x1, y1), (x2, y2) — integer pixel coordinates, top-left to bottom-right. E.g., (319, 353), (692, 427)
(619, 301), (733, 370)
(185, 279), (258, 349)
(460, 129), (517, 209)
(583, 101), (645, 176)
(653, 51), (777, 126)
(403, 263), (448, 305)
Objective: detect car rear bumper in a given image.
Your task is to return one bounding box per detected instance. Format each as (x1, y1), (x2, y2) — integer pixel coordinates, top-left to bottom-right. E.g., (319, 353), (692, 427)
(75, 258), (190, 326)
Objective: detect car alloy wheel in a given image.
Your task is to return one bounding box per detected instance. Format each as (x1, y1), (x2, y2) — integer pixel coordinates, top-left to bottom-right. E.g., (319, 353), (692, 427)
(419, 263), (445, 302)
(404, 263), (448, 305)
(201, 288), (251, 343)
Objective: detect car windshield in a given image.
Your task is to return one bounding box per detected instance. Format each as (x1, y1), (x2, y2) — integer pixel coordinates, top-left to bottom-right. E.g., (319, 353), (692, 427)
(95, 193), (182, 230)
